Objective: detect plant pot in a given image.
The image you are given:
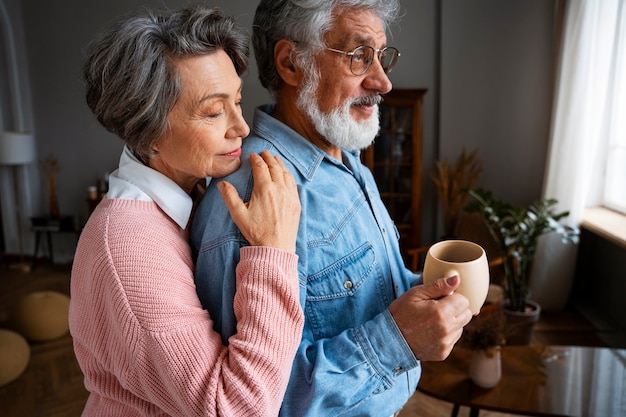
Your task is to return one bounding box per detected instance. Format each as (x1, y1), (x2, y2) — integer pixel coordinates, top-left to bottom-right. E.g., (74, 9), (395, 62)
(503, 299), (541, 345)
(468, 346), (501, 388)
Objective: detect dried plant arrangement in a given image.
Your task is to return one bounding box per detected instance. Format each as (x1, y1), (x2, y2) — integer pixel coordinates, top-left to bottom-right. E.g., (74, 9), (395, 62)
(40, 155), (60, 218)
(430, 148), (483, 238)
(461, 307), (507, 352)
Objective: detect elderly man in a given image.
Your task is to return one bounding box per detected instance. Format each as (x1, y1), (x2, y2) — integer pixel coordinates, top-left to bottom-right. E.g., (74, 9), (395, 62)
(191, 0), (473, 415)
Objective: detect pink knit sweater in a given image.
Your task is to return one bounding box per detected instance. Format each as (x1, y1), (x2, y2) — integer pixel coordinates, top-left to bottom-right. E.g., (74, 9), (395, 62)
(69, 198), (303, 416)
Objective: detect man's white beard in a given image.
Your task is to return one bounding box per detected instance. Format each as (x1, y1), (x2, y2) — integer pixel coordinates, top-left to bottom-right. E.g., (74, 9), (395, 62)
(296, 67), (380, 151)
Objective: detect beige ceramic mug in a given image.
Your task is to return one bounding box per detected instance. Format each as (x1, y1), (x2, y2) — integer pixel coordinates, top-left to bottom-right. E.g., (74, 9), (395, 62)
(422, 240), (490, 314)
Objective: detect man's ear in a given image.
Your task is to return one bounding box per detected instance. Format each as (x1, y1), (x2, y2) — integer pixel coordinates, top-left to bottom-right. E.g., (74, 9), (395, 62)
(274, 39), (301, 87)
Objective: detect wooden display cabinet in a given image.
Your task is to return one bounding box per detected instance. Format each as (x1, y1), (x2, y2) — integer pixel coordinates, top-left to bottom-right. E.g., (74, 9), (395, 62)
(362, 88), (427, 251)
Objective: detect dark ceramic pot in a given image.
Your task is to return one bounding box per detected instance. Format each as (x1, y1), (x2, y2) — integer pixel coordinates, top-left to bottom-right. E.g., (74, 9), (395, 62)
(503, 299), (541, 345)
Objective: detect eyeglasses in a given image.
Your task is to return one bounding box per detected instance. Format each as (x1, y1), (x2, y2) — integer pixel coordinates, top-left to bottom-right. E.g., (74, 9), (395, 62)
(325, 45), (400, 76)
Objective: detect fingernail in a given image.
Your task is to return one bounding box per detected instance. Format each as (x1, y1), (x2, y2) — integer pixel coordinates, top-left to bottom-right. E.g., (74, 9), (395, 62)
(446, 276), (458, 285)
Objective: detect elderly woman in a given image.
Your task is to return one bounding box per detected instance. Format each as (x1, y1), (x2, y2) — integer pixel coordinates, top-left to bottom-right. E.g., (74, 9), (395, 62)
(69, 5), (303, 416)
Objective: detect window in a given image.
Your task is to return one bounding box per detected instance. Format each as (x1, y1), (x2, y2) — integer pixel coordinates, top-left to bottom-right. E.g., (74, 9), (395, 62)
(602, 1), (626, 214)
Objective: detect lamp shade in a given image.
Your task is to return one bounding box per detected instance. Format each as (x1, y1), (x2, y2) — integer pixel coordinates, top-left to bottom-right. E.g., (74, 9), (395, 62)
(0, 131), (35, 165)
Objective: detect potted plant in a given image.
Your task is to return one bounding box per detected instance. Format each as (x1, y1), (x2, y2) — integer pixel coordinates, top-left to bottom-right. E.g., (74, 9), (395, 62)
(465, 188), (579, 343)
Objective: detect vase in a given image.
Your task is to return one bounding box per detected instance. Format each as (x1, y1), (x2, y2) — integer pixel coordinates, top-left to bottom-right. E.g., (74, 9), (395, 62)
(503, 299), (541, 345)
(468, 346), (501, 388)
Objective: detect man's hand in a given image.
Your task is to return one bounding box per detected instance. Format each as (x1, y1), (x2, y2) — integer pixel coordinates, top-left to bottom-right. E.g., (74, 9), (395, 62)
(388, 275), (472, 361)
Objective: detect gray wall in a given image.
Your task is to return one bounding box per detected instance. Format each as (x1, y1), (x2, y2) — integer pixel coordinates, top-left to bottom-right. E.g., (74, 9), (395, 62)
(4, 0), (557, 261)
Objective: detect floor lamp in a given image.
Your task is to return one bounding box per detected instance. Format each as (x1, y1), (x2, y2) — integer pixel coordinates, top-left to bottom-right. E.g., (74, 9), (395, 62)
(0, 131), (35, 272)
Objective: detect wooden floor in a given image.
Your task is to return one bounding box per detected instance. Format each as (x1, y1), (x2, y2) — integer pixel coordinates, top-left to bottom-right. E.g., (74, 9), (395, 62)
(1, 261), (88, 417)
(0, 260), (609, 417)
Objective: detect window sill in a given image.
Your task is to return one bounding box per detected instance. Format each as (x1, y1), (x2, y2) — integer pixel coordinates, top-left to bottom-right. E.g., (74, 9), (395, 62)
(581, 207), (626, 250)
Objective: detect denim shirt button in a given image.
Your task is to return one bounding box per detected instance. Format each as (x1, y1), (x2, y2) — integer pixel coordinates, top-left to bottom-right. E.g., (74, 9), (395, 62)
(393, 366), (402, 373)
(343, 280), (353, 289)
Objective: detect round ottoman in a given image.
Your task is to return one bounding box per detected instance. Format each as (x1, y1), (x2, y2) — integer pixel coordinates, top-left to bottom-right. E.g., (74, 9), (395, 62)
(13, 291), (71, 342)
(0, 329), (30, 387)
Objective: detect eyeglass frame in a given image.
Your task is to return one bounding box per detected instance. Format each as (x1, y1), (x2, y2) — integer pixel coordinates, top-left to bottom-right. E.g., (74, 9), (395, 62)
(325, 45), (401, 76)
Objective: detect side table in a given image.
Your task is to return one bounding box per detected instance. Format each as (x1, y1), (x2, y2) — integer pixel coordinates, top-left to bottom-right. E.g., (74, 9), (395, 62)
(30, 216), (78, 270)
(418, 345), (626, 417)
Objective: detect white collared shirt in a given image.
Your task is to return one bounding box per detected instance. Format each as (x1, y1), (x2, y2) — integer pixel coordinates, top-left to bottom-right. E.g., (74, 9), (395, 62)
(107, 146), (209, 229)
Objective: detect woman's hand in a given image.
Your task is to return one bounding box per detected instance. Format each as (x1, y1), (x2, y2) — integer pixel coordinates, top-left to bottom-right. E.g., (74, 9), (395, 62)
(218, 150), (301, 253)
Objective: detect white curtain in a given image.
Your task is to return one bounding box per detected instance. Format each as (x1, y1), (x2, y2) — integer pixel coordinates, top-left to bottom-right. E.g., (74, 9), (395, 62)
(530, 0), (624, 310)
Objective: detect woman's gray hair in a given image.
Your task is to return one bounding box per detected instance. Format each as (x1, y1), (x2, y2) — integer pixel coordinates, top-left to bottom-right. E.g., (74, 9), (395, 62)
(252, 0), (400, 95)
(83, 5), (249, 161)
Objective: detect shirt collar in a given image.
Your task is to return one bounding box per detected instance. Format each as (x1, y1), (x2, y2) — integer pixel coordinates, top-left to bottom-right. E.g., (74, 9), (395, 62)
(107, 146), (198, 229)
(253, 104), (361, 181)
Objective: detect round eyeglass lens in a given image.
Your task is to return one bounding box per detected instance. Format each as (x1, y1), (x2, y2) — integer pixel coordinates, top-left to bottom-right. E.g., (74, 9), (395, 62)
(380, 48), (399, 73)
(350, 46), (373, 75)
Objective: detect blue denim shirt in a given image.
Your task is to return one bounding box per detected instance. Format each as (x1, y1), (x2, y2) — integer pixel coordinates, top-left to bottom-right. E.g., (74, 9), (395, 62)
(190, 105), (422, 416)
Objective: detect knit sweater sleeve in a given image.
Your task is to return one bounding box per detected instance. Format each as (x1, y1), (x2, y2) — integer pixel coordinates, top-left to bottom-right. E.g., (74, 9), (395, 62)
(69, 199), (303, 417)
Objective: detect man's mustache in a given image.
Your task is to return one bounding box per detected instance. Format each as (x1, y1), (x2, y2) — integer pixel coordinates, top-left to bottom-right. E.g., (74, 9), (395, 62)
(352, 95), (382, 106)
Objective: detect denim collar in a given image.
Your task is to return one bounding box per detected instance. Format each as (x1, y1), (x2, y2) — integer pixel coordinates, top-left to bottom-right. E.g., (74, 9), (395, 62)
(252, 104), (361, 181)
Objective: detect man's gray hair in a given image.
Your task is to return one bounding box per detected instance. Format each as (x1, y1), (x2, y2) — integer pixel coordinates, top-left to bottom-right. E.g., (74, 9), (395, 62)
(83, 5), (249, 161)
(252, 0), (400, 96)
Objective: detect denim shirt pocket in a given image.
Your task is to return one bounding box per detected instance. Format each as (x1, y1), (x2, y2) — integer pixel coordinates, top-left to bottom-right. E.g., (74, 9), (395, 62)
(305, 242), (386, 340)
